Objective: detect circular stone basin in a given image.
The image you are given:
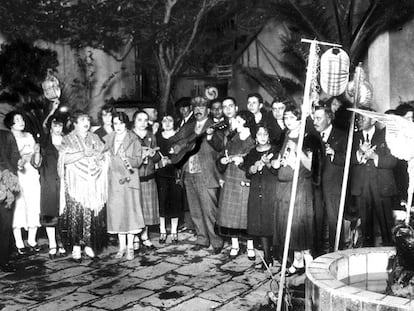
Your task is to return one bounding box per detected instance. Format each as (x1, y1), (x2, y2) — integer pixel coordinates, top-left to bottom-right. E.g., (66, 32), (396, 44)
(305, 247), (414, 310)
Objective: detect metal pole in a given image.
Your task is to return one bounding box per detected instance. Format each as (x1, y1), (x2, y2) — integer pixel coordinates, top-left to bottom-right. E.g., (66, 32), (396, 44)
(276, 40), (317, 311)
(334, 63), (363, 251)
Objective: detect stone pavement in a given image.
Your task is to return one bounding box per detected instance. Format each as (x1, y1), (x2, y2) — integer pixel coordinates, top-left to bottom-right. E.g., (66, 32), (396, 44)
(0, 232), (305, 311)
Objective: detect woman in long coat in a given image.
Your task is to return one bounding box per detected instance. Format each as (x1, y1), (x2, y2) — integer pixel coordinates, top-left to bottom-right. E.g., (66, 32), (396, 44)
(217, 110), (256, 260)
(105, 112), (145, 260)
(132, 110), (161, 249)
(39, 115), (67, 259)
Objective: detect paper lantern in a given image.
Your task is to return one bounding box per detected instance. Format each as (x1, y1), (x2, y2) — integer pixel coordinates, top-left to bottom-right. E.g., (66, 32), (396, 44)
(42, 70), (61, 101)
(205, 86), (218, 100)
(345, 79), (373, 106)
(320, 48), (350, 96)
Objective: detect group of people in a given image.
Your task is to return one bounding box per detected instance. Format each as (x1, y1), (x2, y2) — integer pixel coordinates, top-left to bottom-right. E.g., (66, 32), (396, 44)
(0, 92), (410, 276)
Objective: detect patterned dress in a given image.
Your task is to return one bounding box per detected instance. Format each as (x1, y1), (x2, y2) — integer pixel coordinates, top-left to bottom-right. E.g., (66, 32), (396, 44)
(13, 133), (41, 230)
(59, 130), (108, 251)
(217, 134), (255, 237)
(136, 131), (160, 225)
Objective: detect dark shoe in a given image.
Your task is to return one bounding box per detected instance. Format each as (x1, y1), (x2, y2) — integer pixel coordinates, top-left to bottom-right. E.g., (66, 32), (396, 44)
(159, 233), (167, 244)
(142, 239), (156, 250)
(29, 244), (41, 252)
(171, 233), (178, 244)
(0, 263), (16, 273)
(49, 248), (57, 260)
(229, 247), (240, 259)
(247, 248), (256, 261)
(285, 265), (305, 277)
(192, 244), (208, 251)
(17, 247), (28, 256)
(70, 257), (82, 264)
(213, 246), (223, 254)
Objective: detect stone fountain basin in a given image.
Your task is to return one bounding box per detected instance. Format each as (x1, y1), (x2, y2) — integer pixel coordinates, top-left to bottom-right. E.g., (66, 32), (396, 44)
(305, 247), (414, 310)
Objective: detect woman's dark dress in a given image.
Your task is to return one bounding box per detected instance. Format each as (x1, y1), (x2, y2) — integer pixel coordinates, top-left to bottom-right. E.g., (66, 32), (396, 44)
(156, 132), (183, 218)
(244, 145), (278, 237)
(273, 135), (315, 251)
(39, 136), (60, 226)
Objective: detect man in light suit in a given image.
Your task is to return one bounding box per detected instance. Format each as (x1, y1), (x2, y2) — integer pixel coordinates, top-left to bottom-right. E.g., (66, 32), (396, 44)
(313, 105), (347, 252)
(0, 129), (20, 272)
(350, 108), (398, 247)
(170, 96), (223, 253)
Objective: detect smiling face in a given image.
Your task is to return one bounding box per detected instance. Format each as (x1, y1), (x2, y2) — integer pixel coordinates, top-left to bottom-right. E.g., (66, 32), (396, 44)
(247, 96), (262, 114)
(356, 114), (375, 131)
(284, 111), (300, 131)
(134, 112), (149, 131)
(50, 121), (63, 136)
(113, 116), (127, 134)
(11, 114), (25, 132)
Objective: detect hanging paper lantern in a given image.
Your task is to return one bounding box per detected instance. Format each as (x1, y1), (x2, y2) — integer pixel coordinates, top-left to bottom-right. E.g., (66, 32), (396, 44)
(345, 79), (373, 106)
(320, 48), (350, 96)
(205, 86), (218, 100)
(42, 69), (61, 102)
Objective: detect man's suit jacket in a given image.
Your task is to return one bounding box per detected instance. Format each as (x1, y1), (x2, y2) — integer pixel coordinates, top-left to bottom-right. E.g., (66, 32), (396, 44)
(265, 114), (286, 148)
(321, 127), (347, 194)
(0, 130), (19, 174)
(170, 118), (221, 188)
(350, 127), (398, 197)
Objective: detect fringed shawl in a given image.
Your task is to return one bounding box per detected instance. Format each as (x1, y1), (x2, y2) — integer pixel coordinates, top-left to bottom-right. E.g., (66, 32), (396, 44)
(58, 131), (108, 215)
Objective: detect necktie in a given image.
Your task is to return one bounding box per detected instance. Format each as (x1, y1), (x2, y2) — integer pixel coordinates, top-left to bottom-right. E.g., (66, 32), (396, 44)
(365, 133), (369, 144)
(321, 132), (325, 142)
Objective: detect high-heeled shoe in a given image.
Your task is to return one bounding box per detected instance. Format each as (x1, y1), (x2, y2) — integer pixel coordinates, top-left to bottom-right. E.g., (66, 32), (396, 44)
(84, 246), (96, 259)
(247, 248), (256, 261)
(17, 247), (28, 256)
(229, 247), (240, 259)
(29, 244), (41, 252)
(142, 239), (156, 250)
(171, 233), (178, 244)
(159, 233), (167, 244)
(49, 248), (57, 260)
(114, 249), (126, 259)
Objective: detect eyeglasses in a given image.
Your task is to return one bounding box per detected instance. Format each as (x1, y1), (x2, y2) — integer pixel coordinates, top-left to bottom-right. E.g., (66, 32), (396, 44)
(119, 177), (131, 185)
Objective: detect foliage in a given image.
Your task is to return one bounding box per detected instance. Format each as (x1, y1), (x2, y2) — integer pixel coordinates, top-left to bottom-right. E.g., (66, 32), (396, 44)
(271, 0), (414, 89)
(0, 169), (20, 208)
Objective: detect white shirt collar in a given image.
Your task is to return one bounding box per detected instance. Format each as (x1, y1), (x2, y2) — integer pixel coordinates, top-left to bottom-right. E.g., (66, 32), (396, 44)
(321, 124), (333, 142)
(362, 126), (375, 143)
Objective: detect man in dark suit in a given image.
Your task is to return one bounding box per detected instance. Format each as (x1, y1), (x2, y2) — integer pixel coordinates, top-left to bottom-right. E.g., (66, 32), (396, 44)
(175, 97), (195, 129)
(350, 108), (398, 247)
(313, 105), (347, 253)
(0, 129), (20, 272)
(170, 96), (223, 253)
(266, 98), (287, 147)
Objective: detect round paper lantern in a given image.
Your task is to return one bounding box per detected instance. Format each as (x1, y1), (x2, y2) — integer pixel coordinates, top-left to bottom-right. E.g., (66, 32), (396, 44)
(320, 48), (350, 96)
(42, 69), (61, 101)
(205, 86), (218, 100)
(345, 79), (373, 106)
